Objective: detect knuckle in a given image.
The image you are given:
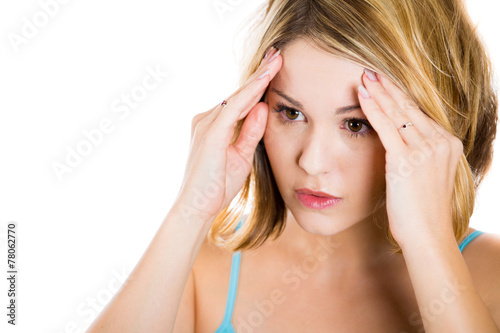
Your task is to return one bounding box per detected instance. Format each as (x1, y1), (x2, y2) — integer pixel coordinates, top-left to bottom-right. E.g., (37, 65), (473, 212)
(394, 109), (406, 119)
(224, 91), (240, 107)
(191, 115), (202, 134)
(191, 113), (201, 127)
(434, 134), (463, 156)
(191, 110), (212, 135)
(451, 136), (464, 153)
(192, 110), (209, 124)
(380, 118), (395, 131)
(435, 139), (452, 154)
(403, 98), (419, 111)
(385, 103), (404, 118)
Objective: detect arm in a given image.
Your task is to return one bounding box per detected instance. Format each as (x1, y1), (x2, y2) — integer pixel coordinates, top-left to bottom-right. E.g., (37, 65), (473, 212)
(358, 69), (499, 332)
(86, 207), (213, 333)
(86, 46), (282, 332)
(401, 230), (499, 332)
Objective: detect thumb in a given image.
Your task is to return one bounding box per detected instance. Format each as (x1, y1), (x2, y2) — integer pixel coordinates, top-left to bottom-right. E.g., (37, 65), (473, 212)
(233, 102), (268, 163)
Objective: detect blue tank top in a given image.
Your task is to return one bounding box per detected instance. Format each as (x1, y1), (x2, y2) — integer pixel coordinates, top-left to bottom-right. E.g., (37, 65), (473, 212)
(214, 223), (483, 333)
(214, 215), (246, 333)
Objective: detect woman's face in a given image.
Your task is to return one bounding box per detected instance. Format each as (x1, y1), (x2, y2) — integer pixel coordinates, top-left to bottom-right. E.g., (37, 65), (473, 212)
(263, 39), (387, 235)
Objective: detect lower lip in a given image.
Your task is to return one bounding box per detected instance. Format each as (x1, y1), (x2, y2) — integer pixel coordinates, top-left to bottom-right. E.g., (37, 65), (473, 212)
(295, 192), (342, 210)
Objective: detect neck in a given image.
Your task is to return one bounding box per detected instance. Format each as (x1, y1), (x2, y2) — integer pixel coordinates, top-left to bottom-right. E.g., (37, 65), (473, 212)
(268, 210), (397, 278)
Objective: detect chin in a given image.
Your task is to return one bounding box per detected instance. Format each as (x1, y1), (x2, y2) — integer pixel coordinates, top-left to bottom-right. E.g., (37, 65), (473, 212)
(287, 206), (361, 236)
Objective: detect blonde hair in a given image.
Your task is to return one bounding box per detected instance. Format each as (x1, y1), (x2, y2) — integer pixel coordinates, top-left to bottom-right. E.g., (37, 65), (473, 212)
(208, 0), (498, 253)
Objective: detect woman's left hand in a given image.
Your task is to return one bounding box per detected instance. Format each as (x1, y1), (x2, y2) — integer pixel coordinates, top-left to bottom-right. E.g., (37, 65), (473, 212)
(357, 69), (464, 246)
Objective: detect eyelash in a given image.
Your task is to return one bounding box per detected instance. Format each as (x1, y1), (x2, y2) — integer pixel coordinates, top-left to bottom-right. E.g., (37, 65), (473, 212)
(271, 102), (374, 139)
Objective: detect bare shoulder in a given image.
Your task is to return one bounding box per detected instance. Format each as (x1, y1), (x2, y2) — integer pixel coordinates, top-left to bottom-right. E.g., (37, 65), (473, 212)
(191, 235), (236, 331)
(194, 234), (234, 274)
(461, 228), (500, 323)
(462, 228), (500, 283)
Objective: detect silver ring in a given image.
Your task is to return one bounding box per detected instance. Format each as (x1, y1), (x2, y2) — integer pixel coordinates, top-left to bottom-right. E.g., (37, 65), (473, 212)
(399, 121), (414, 133)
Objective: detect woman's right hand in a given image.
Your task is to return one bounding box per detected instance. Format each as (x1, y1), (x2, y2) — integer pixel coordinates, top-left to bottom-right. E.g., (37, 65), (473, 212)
(173, 47), (282, 222)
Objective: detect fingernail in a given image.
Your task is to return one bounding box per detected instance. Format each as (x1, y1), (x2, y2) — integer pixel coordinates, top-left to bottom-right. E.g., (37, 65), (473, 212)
(358, 85), (370, 98)
(268, 49), (281, 63)
(264, 47), (273, 59)
(364, 68), (378, 81)
(258, 69), (270, 80)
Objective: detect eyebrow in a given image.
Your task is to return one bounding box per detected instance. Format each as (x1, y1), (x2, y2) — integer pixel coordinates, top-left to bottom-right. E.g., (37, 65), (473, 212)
(270, 88), (361, 115)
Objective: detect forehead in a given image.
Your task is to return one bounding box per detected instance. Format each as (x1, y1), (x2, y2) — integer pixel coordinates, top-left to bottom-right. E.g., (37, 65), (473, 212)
(271, 39), (364, 104)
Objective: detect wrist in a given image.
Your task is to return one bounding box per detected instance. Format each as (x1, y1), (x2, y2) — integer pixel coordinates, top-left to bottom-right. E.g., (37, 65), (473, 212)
(160, 204), (218, 259)
(171, 189), (221, 220)
(397, 225), (457, 254)
(168, 201), (217, 229)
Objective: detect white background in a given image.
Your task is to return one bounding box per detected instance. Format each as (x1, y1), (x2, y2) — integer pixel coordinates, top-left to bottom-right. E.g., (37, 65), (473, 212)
(0, 1), (498, 332)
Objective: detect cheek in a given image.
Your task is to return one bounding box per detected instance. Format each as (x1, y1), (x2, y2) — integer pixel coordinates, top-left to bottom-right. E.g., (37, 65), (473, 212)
(340, 141), (386, 204)
(263, 112), (288, 147)
(263, 120), (300, 191)
(263, 121), (289, 170)
(263, 112), (298, 161)
(263, 115), (386, 193)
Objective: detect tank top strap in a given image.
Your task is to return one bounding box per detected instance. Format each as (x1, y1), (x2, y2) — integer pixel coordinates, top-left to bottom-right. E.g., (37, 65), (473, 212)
(459, 230), (483, 252)
(215, 214), (247, 332)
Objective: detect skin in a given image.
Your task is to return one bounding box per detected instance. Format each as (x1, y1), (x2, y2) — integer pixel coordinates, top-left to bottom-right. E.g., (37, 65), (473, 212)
(86, 36), (499, 332)
(262, 38), (389, 266)
(175, 39), (500, 332)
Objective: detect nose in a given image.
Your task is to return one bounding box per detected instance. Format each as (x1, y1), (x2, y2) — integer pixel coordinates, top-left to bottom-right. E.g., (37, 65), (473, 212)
(297, 129), (338, 176)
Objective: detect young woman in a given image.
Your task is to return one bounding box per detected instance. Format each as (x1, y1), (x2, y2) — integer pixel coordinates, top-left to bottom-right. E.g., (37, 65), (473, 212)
(88, 0), (500, 331)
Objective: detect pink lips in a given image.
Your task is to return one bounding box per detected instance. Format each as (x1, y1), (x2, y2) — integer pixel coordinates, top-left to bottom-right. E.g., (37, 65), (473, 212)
(295, 188), (342, 210)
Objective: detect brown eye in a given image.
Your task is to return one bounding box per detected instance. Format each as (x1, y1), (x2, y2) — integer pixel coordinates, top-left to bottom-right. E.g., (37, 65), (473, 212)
(285, 109), (300, 120)
(347, 120), (363, 132)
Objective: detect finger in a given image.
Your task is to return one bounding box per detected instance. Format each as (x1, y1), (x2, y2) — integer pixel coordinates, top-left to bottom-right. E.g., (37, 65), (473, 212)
(213, 50), (282, 133)
(190, 101), (227, 141)
(233, 102), (268, 164)
(375, 72), (441, 137)
(209, 47), (281, 123)
(191, 47), (281, 139)
(357, 86), (407, 152)
(375, 72), (458, 147)
(362, 71), (425, 147)
(193, 48), (281, 141)
(191, 109), (212, 140)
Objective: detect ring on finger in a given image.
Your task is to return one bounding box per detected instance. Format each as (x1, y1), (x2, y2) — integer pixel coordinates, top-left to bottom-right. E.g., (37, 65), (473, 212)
(398, 121), (414, 133)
